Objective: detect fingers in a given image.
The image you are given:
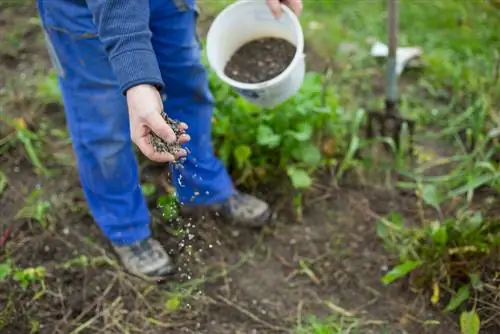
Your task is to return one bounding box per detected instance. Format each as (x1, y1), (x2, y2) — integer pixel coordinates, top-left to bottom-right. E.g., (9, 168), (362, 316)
(266, 0), (282, 18)
(178, 133), (191, 144)
(284, 0), (302, 16)
(136, 137), (176, 163)
(267, 0), (302, 18)
(145, 111), (177, 143)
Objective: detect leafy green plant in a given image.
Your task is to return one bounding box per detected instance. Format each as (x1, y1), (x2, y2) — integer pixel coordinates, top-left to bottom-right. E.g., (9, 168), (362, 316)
(0, 115), (50, 176)
(13, 266), (46, 290)
(377, 182), (500, 332)
(15, 188), (52, 228)
(0, 261), (46, 292)
(35, 70), (62, 105)
(157, 193), (179, 221)
(0, 261), (12, 281)
(295, 314), (368, 334)
(207, 65), (363, 190)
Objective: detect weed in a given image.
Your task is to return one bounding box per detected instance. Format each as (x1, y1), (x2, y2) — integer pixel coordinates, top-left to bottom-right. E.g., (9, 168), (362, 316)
(0, 114), (51, 176)
(35, 70), (62, 105)
(0, 260), (46, 292)
(377, 186), (499, 333)
(295, 314), (372, 334)
(15, 187), (52, 229)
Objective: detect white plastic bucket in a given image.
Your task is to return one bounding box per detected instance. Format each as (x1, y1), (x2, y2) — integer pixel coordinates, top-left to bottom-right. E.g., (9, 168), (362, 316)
(206, 0), (305, 108)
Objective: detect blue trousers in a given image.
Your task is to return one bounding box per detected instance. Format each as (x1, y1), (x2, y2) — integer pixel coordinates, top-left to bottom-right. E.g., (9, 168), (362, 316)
(37, 0), (234, 245)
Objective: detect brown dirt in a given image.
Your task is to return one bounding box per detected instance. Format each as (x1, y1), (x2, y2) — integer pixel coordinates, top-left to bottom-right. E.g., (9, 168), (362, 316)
(0, 3), (462, 334)
(224, 37), (296, 83)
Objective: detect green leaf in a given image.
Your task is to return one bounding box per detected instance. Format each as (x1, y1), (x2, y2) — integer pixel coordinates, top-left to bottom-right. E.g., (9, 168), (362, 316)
(165, 296), (181, 312)
(376, 219), (388, 239)
(448, 173), (498, 197)
(293, 143), (322, 166)
(388, 212), (404, 228)
(466, 211), (483, 231)
(429, 221), (448, 246)
(287, 167), (313, 189)
(0, 171), (7, 195)
(302, 147), (322, 166)
(157, 194), (179, 220)
(141, 183), (156, 197)
(381, 260), (422, 285)
(233, 145), (252, 168)
(468, 273), (482, 289)
(290, 123), (313, 141)
(460, 310), (480, 334)
(422, 184), (441, 209)
(257, 125), (281, 148)
(445, 285), (470, 312)
(0, 262), (12, 281)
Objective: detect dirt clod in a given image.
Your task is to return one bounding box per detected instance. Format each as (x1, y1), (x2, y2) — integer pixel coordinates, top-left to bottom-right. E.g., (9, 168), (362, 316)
(224, 37), (296, 83)
(150, 111), (185, 158)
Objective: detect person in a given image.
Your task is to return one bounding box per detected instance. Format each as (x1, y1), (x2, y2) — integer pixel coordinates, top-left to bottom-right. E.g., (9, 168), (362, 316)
(36, 0), (303, 281)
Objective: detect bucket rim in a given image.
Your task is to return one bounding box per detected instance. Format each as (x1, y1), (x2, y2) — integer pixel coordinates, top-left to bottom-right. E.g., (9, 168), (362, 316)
(206, 0), (305, 91)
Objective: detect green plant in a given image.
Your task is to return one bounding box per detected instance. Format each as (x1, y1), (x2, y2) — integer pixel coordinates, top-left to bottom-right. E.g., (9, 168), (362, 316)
(0, 115), (50, 176)
(207, 64), (363, 190)
(377, 183), (500, 333)
(295, 314), (367, 334)
(157, 193), (179, 221)
(0, 261), (46, 292)
(35, 70), (62, 105)
(0, 170), (6, 196)
(15, 188), (52, 228)
(13, 266), (46, 290)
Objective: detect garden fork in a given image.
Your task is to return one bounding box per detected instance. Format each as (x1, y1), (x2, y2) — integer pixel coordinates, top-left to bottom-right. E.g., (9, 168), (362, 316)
(366, 0), (415, 155)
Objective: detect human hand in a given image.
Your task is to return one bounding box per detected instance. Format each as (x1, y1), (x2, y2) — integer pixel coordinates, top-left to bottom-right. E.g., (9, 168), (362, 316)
(126, 84), (190, 163)
(266, 0), (303, 18)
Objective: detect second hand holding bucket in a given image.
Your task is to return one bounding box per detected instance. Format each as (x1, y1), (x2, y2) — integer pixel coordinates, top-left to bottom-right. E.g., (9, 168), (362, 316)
(206, 0), (305, 108)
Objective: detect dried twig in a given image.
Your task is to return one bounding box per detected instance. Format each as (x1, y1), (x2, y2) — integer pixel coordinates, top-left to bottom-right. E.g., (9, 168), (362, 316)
(216, 294), (290, 333)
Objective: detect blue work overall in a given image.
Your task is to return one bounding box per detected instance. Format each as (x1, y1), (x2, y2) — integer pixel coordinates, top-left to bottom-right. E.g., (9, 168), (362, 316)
(36, 0), (234, 245)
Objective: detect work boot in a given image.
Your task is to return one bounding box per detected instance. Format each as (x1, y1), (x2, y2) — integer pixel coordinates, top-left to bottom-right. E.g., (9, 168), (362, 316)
(112, 238), (175, 281)
(182, 191), (272, 227)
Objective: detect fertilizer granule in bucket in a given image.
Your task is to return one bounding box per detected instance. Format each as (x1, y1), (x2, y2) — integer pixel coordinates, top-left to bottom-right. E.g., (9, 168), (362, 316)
(224, 37), (296, 84)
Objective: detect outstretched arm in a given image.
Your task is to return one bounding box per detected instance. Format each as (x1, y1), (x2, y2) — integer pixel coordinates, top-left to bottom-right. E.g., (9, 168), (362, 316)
(85, 0), (190, 163)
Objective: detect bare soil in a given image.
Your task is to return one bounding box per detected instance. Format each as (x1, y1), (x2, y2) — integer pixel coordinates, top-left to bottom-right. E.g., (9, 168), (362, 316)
(224, 37), (296, 83)
(0, 3), (461, 334)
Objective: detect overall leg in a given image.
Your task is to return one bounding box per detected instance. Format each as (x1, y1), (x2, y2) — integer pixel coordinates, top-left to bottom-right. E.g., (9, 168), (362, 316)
(150, 1), (233, 206)
(37, 0), (173, 278)
(149, 1), (271, 226)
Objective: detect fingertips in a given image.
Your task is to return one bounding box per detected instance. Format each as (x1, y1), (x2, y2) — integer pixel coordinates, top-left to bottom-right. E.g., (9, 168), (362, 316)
(179, 122), (188, 130)
(178, 134), (191, 144)
(174, 148), (187, 159)
(148, 112), (177, 143)
(285, 0), (302, 16)
(138, 138), (175, 163)
(266, 0), (282, 18)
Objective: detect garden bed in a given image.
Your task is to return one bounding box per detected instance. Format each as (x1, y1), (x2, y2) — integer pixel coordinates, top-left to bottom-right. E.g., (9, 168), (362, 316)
(1, 2), (499, 334)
